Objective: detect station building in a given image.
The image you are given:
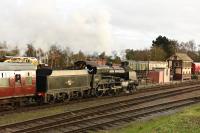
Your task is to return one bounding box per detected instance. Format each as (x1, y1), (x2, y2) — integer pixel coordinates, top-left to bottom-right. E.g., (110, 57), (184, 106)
(167, 53), (193, 80)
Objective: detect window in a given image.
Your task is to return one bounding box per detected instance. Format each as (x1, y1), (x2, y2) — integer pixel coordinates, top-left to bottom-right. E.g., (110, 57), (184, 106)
(175, 68), (181, 74)
(15, 74), (21, 82)
(25, 77), (32, 85)
(0, 78), (9, 87)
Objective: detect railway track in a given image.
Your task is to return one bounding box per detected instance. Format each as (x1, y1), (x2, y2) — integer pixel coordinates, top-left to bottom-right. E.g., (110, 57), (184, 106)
(1, 82), (200, 133)
(0, 80), (199, 116)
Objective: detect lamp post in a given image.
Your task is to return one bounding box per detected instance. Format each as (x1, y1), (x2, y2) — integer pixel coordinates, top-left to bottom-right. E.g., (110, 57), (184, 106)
(146, 54), (151, 85)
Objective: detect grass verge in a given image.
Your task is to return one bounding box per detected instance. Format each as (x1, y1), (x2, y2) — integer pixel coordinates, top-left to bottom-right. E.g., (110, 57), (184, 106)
(101, 103), (200, 133)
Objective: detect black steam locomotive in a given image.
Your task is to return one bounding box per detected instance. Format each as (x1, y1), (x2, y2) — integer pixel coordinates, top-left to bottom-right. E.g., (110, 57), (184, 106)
(36, 61), (138, 103)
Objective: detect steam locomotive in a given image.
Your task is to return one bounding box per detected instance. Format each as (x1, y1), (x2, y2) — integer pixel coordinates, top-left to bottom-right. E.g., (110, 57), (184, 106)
(0, 61), (138, 106)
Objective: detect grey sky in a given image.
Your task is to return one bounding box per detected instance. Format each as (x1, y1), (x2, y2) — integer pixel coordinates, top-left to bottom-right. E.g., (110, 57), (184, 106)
(0, 0), (199, 54)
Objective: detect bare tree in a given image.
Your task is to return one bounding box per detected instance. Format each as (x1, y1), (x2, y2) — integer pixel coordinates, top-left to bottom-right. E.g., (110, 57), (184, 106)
(24, 44), (36, 57)
(48, 45), (62, 69)
(0, 41), (8, 56)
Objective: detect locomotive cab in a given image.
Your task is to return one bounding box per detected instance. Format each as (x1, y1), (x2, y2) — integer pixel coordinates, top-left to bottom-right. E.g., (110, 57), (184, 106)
(36, 68), (52, 96)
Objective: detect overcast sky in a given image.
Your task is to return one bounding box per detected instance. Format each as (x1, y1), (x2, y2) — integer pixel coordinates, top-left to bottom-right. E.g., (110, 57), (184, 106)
(0, 0), (200, 54)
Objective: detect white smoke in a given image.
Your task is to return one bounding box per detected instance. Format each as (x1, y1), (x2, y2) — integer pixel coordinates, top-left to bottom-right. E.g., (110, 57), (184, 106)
(96, 10), (112, 54)
(0, 1), (113, 54)
(65, 10), (112, 54)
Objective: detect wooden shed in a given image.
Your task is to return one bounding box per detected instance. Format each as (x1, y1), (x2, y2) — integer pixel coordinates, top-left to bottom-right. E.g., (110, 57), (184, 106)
(167, 53), (193, 80)
(147, 68), (170, 84)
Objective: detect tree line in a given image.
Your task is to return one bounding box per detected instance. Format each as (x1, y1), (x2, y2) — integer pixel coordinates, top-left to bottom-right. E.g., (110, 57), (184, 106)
(126, 35), (200, 61)
(0, 35), (200, 69)
(0, 42), (121, 69)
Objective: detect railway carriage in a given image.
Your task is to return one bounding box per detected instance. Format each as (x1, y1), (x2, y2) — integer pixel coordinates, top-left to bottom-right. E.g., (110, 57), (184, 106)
(128, 61), (168, 71)
(192, 62), (200, 74)
(0, 63), (37, 106)
(127, 60), (168, 79)
(191, 62), (200, 79)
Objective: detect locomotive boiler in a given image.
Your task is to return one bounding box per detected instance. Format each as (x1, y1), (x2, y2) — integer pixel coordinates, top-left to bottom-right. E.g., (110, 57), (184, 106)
(91, 63), (138, 96)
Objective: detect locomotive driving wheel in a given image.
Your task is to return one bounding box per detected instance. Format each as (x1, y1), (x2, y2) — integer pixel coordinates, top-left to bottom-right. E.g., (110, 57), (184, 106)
(96, 84), (106, 97)
(60, 93), (71, 102)
(66, 93), (71, 101)
(47, 95), (55, 104)
(108, 87), (120, 96)
(128, 83), (137, 94)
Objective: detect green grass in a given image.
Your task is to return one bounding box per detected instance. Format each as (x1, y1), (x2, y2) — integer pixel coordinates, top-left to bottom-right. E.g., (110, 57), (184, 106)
(101, 103), (200, 133)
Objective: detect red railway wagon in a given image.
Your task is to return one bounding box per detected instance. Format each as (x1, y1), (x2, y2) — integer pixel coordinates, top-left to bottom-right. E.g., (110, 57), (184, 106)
(0, 63), (37, 105)
(192, 62), (200, 74)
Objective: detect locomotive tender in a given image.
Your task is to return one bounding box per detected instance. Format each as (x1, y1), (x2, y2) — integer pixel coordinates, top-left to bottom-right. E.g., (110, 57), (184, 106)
(0, 61), (138, 106)
(36, 69), (91, 103)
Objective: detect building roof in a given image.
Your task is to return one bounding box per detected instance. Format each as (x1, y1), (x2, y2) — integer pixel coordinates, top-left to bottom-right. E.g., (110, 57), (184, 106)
(167, 53), (193, 62)
(0, 62), (37, 71)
